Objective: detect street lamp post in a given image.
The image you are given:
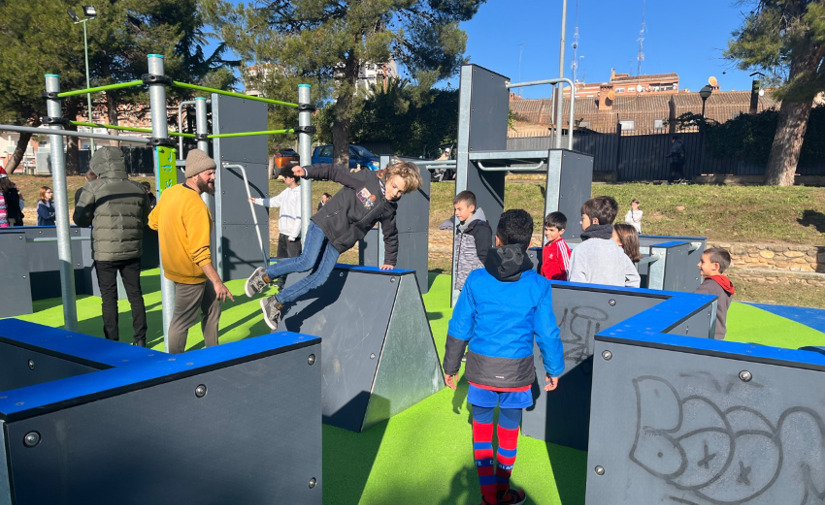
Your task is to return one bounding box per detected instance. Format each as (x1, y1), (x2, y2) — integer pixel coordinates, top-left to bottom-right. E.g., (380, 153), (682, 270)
(698, 85), (713, 174)
(699, 85), (713, 119)
(68, 6), (97, 152)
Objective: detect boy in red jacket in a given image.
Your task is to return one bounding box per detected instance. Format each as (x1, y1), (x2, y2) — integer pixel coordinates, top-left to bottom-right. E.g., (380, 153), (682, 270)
(540, 211), (571, 281)
(695, 247), (736, 339)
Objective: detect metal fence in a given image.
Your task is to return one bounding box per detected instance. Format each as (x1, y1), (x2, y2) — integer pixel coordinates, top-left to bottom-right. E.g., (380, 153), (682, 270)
(508, 128), (825, 181)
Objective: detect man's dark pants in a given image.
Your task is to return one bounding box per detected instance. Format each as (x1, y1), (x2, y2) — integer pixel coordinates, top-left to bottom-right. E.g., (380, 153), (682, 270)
(274, 233), (302, 290)
(95, 257), (147, 345)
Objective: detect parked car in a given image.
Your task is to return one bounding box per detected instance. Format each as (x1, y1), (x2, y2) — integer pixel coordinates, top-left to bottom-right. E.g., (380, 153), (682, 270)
(272, 148), (300, 171)
(311, 144), (380, 170)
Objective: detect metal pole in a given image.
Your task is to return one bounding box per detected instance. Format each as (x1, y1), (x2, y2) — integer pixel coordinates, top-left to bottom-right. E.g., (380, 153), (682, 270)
(0, 124), (150, 145)
(195, 97), (210, 153)
(45, 74), (79, 331)
(298, 84), (312, 240)
(195, 96), (216, 241)
(554, 0), (568, 149)
(148, 54), (174, 352)
(82, 20), (95, 152)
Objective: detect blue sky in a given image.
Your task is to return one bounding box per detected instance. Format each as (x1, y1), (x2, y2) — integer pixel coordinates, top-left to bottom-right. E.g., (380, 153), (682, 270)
(449, 0), (760, 98)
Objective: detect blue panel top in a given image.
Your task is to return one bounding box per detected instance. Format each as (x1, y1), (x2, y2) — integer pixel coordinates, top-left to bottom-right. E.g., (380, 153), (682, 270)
(597, 292), (825, 371)
(640, 234), (705, 240)
(334, 263), (415, 275)
(0, 319), (321, 421)
(649, 241), (690, 248)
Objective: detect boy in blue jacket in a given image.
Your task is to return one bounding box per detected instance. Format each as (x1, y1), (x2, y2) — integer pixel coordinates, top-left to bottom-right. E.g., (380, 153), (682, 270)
(443, 209), (564, 505)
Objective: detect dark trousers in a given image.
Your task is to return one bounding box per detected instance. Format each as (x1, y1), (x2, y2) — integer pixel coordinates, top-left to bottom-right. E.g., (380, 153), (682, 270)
(95, 258), (147, 345)
(669, 160), (685, 182)
(274, 233), (302, 289)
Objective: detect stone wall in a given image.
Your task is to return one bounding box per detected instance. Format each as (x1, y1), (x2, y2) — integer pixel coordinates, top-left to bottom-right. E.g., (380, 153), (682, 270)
(709, 242), (825, 274)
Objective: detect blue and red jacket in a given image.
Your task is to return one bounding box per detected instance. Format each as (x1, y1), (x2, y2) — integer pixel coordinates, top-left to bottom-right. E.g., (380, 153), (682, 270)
(443, 244), (565, 389)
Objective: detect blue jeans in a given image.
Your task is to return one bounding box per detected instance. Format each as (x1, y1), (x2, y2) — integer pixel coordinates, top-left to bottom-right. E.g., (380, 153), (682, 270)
(265, 222), (340, 305)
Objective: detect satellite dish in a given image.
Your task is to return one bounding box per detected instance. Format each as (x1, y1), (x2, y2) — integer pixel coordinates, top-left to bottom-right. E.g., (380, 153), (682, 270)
(607, 90), (616, 101)
(759, 89), (765, 96)
(709, 76), (718, 87)
(636, 84), (643, 93)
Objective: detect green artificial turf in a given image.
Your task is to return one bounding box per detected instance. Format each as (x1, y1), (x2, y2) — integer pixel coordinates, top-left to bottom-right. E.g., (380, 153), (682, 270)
(9, 269), (824, 505)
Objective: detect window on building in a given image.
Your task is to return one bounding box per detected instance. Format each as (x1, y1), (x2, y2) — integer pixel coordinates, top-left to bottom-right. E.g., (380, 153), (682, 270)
(619, 120), (635, 131)
(654, 119), (665, 129)
(616, 88), (625, 93)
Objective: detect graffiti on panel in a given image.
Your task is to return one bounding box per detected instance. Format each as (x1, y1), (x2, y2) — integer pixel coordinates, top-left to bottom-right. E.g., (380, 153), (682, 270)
(558, 305), (608, 364)
(630, 375), (825, 505)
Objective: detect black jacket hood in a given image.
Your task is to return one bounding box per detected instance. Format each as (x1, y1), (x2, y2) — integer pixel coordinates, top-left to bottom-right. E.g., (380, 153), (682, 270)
(483, 244), (533, 282)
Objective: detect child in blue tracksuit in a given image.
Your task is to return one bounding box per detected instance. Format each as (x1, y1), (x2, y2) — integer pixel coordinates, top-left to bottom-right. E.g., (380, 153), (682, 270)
(443, 209), (564, 505)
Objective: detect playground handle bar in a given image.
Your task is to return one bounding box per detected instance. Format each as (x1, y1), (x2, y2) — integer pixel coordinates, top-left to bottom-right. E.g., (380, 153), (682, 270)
(57, 80), (144, 98)
(208, 129), (294, 139)
(172, 82), (299, 108)
(72, 121), (195, 138)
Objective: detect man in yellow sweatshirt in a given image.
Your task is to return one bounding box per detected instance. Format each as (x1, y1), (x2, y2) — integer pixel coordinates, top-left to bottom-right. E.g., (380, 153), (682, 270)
(149, 149), (234, 353)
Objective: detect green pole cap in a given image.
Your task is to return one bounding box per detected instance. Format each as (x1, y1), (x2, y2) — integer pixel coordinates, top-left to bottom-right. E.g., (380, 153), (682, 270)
(148, 54), (164, 59)
(45, 74), (60, 78)
(298, 84), (311, 88)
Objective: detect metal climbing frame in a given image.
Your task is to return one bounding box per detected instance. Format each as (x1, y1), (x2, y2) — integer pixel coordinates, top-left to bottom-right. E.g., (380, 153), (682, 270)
(452, 64), (594, 306)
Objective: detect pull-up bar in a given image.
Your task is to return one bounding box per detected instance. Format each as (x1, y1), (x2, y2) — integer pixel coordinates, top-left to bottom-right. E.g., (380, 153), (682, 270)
(172, 81), (300, 108)
(72, 120), (196, 138)
(57, 80), (144, 98)
(208, 129), (294, 139)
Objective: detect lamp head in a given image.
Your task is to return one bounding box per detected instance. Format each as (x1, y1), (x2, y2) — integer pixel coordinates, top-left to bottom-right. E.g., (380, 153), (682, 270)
(82, 6), (97, 18)
(699, 85), (713, 100)
(67, 8), (80, 22)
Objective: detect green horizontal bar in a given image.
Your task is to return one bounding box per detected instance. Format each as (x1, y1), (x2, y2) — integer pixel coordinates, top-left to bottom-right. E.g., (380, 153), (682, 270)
(208, 129), (294, 139)
(172, 81), (299, 108)
(58, 80), (144, 98)
(71, 121), (196, 138)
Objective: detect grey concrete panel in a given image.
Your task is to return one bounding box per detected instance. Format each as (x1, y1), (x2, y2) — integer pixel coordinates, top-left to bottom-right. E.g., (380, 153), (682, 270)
(4, 344), (322, 505)
(467, 66), (509, 153)
(279, 267), (442, 431)
(586, 337), (825, 505)
(9, 227), (94, 300)
(523, 284), (682, 450)
(0, 422), (7, 505)
(0, 232), (32, 317)
(217, 162), (270, 224)
(220, 223), (270, 281)
(641, 235), (706, 290)
(364, 274), (444, 430)
(211, 94), (270, 282)
(211, 95), (268, 164)
(553, 150), (594, 242)
(0, 341), (99, 392)
(360, 229), (429, 294)
(394, 163), (431, 235)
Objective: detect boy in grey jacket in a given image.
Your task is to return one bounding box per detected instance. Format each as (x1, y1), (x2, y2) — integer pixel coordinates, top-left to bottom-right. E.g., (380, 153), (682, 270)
(568, 196), (640, 288)
(453, 191), (493, 291)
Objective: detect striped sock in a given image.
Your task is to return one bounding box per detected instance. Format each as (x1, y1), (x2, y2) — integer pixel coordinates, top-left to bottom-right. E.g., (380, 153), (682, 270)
(496, 423), (520, 494)
(472, 419), (497, 504)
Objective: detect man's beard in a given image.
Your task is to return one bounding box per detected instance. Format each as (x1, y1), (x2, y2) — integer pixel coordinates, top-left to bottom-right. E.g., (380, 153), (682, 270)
(196, 177), (215, 195)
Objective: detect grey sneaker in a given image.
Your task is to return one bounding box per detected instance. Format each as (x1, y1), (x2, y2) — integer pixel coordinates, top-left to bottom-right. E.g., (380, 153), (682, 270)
(245, 267), (270, 297)
(260, 297), (284, 331)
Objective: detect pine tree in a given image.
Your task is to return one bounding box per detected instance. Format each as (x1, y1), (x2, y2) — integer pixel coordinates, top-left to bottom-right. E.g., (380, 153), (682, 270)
(206, 0), (483, 165)
(726, 0), (825, 186)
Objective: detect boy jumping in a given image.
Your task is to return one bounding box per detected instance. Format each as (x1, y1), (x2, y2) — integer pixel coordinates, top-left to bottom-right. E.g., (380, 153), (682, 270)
(244, 161), (422, 329)
(443, 209), (564, 505)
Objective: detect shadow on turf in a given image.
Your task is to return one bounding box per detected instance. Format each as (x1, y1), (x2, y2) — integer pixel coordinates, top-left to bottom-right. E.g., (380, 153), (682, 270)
(324, 397), (389, 505)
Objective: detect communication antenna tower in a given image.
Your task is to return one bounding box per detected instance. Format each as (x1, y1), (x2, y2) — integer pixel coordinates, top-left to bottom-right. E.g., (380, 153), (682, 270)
(637, 0), (646, 76)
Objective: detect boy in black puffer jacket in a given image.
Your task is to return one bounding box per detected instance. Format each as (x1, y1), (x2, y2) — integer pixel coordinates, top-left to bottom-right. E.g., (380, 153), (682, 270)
(245, 161), (422, 330)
